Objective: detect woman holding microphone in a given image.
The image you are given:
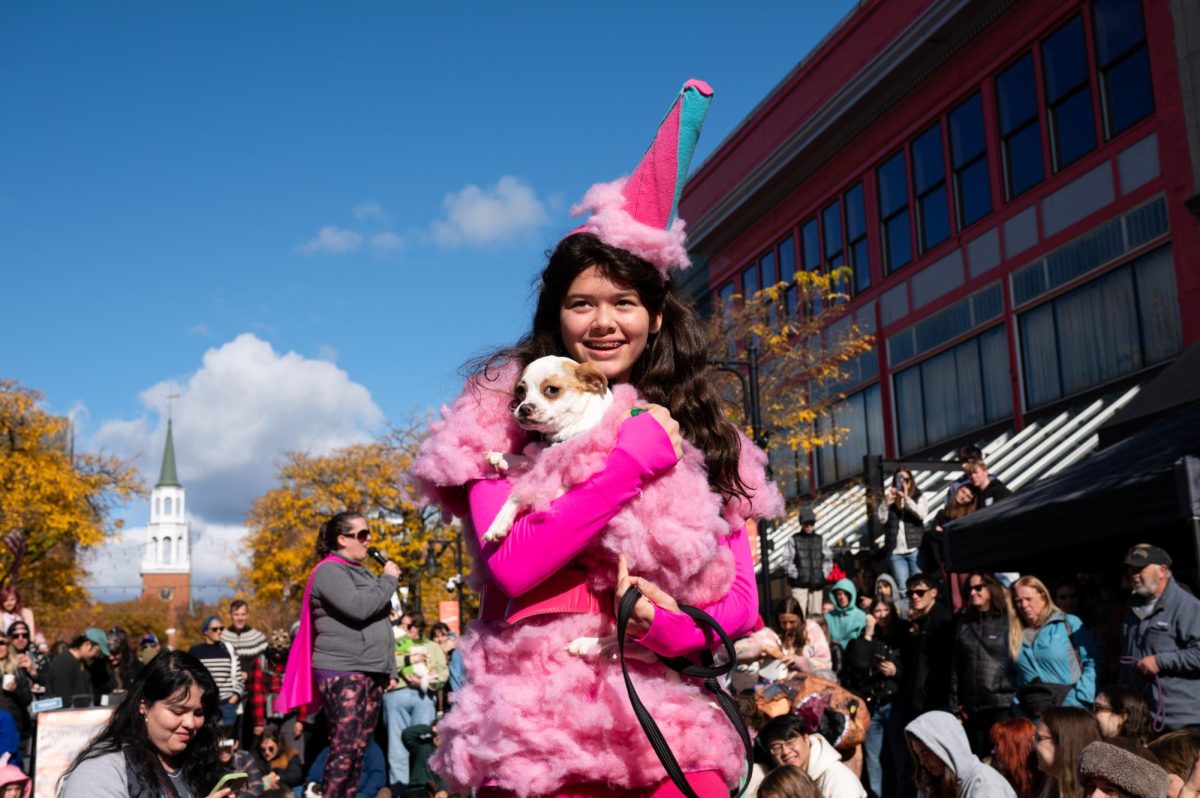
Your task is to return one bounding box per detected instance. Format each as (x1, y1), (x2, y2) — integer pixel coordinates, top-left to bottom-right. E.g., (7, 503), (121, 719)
(276, 511), (401, 798)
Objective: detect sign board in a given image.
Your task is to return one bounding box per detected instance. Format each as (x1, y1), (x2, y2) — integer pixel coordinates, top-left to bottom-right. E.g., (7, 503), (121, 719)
(438, 600), (459, 635)
(33, 707), (114, 798)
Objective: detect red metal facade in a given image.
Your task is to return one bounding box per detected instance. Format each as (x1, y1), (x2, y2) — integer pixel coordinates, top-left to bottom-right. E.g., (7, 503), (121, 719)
(681, 0), (1199, 487)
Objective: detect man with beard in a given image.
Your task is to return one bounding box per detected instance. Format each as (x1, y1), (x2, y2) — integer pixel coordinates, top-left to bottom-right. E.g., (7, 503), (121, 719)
(1118, 544), (1200, 730)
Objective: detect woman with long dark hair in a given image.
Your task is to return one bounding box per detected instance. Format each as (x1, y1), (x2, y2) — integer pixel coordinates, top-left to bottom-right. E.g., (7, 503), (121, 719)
(876, 467), (927, 588)
(769, 596), (833, 677)
(59, 649), (230, 797)
(275, 511), (401, 798)
(1091, 685), (1153, 746)
(950, 572), (1016, 755)
(412, 81), (779, 797)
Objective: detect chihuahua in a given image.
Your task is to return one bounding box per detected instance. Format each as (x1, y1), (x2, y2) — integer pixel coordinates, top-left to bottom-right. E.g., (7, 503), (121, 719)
(483, 355), (613, 543)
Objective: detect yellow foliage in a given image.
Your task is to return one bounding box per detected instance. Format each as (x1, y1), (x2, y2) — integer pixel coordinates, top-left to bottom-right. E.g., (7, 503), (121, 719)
(242, 426), (473, 621)
(705, 267), (876, 499)
(0, 381), (144, 630)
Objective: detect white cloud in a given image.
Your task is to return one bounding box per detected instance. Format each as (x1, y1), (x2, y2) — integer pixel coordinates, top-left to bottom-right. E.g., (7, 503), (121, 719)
(315, 343), (339, 362)
(92, 333), (384, 525)
(430, 175), (549, 247)
(295, 226), (363, 255)
(370, 232), (405, 253)
(353, 201), (389, 223)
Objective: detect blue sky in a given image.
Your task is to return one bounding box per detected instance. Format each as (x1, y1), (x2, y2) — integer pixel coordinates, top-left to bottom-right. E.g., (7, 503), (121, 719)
(1, 2), (856, 599)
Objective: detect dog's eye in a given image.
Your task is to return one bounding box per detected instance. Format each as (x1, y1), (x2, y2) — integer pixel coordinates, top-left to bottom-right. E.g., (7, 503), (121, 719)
(514, 384), (526, 399)
(544, 385), (559, 396)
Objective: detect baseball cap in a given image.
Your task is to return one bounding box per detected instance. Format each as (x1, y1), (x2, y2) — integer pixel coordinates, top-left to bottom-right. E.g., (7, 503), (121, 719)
(798, 508), (817, 525)
(140, 633), (159, 648)
(1123, 544), (1172, 569)
(84, 627), (111, 656)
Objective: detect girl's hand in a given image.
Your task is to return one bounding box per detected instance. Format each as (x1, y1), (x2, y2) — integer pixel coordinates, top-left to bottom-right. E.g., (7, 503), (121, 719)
(614, 554), (680, 638)
(633, 404), (683, 460)
(206, 789), (233, 798)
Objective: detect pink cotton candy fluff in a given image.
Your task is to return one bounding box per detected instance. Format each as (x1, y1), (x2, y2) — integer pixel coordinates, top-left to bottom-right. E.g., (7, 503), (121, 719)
(571, 178), (691, 281)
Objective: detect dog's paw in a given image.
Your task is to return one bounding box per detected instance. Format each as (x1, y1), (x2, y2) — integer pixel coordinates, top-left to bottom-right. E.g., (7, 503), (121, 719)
(566, 636), (601, 657)
(485, 451), (510, 472)
(481, 525), (510, 544)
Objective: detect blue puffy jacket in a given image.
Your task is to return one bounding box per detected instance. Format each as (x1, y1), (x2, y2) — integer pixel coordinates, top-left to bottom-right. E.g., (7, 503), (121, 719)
(1014, 611), (1098, 709)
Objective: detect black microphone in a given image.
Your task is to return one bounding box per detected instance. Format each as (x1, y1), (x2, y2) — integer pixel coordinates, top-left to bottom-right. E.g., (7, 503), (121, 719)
(367, 547), (390, 568)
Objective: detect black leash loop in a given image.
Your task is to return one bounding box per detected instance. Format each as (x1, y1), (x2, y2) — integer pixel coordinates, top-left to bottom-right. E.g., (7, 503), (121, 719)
(617, 587), (754, 798)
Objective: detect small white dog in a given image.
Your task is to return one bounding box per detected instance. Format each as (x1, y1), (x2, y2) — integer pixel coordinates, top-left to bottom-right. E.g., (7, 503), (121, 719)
(483, 355), (613, 543)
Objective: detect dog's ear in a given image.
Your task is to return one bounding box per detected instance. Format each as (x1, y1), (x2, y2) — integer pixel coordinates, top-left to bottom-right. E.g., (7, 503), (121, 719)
(570, 362), (609, 395)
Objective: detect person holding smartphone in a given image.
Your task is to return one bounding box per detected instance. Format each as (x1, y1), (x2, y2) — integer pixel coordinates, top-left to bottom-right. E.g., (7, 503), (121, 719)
(59, 650), (235, 797)
(875, 468), (928, 589)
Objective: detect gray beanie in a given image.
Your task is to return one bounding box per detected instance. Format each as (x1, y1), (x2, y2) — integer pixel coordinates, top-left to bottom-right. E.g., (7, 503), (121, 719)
(1078, 741), (1170, 798)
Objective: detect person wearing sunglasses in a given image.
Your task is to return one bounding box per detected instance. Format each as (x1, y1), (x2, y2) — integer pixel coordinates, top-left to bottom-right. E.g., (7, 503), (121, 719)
(896, 572), (954, 787)
(189, 615), (244, 730)
(950, 573), (1017, 756)
(275, 511), (401, 798)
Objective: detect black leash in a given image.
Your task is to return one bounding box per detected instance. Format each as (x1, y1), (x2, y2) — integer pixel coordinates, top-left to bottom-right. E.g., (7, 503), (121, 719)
(617, 587), (754, 798)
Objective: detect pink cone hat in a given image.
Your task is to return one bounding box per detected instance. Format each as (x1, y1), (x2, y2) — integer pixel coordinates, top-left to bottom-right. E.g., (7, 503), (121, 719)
(570, 79), (713, 280)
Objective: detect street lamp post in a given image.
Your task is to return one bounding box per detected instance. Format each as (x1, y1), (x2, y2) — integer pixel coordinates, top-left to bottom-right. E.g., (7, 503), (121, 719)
(710, 345), (776, 628)
(426, 527), (466, 632)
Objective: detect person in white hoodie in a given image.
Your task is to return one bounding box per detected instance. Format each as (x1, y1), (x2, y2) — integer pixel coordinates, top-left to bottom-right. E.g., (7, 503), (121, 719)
(905, 711), (1016, 798)
(760, 714), (867, 798)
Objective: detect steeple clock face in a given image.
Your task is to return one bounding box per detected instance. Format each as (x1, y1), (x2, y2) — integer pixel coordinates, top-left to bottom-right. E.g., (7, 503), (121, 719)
(159, 587), (175, 601)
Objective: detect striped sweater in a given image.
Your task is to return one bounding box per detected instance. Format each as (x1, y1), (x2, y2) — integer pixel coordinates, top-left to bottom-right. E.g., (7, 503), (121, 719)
(188, 641), (244, 701)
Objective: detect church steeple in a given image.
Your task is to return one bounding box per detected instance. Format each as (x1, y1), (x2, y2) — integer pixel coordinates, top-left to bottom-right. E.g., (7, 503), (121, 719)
(157, 419), (181, 488)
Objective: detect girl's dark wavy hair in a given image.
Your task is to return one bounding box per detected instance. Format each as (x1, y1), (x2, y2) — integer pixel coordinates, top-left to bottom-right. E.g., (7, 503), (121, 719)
(315, 510), (366, 560)
(468, 232), (750, 502)
(60, 650), (222, 795)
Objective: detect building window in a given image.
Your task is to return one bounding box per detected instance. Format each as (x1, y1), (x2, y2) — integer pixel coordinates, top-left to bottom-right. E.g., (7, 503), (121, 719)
(779, 235), (797, 316)
(162, 537), (173, 563)
(912, 124), (950, 252)
(894, 325), (1013, 455)
(1043, 16), (1097, 170)
(877, 151), (913, 272)
(154, 497), (161, 516)
(844, 183), (869, 293)
(996, 53), (1045, 199)
(948, 93), (992, 229)
(1019, 245), (1180, 408)
(741, 261), (758, 301)
(822, 200), (843, 272)
(1092, 0), (1153, 137)
(164, 497), (172, 515)
(815, 384), (884, 486)
(801, 217), (821, 272)
(150, 537), (158, 562)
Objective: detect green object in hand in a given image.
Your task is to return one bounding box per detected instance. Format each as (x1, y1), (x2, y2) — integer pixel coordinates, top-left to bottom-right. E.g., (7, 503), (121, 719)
(630, 408), (646, 416)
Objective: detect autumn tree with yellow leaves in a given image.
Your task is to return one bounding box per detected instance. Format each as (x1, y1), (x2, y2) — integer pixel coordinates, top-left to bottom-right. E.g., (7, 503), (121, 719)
(705, 267), (875, 500)
(242, 425), (470, 618)
(0, 380), (144, 631)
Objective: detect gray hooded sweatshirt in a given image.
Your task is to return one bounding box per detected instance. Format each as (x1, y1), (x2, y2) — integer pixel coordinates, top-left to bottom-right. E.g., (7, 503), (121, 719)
(905, 711), (1016, 798)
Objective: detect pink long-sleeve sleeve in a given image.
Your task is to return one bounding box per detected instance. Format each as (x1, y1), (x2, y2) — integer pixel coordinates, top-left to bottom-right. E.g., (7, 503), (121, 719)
(467, 412), (678, 598)
(632, 525), (759, 659)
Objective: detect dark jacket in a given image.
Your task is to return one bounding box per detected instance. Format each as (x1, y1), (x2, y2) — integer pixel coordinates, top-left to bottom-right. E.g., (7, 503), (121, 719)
(843, 629), (905, 710)
(979, 478), (1011, 506)
(878, 495), (929, 553)
(46, 651), (93, 704)
(900, 603), (954, 715)
(950, 609), (1015, 713)
(1119, 578), (1200, 729)
(788, 531), (826, 589)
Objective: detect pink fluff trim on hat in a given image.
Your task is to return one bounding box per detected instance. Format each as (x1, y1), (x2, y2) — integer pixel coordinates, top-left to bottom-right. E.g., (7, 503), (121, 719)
(571, 177), (691, 280)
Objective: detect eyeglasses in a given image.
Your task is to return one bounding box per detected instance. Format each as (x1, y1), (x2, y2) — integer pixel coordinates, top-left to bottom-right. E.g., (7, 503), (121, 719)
(968, 585), (987, 593)
(341, 529), (371, 543)
(0, 640), (9, 646)
(406, 624), (422, 630)
(1034, 733), (1055, 743)
(207, 626), (225, 633)
(1092, 703), (1113, 714)
(909, 588), (932, 597)
(767, 737), (801, 757)
(9, 633), (28, 639)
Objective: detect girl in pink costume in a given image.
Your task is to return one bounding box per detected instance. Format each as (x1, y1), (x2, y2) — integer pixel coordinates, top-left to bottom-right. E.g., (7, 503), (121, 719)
(413, 74), (782, 798)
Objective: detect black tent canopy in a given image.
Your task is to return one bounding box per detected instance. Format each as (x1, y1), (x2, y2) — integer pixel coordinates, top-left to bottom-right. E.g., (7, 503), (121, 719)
(943, 400), (1200, 573)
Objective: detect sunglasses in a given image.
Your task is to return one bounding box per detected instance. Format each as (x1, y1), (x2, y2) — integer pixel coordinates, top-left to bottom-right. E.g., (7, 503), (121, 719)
(207, 626), (225, 633)
(909, 588), (933, 597)
(342, 529), (371, 543)
(968, 584), (987, 593)
(9, 633), (28, 639)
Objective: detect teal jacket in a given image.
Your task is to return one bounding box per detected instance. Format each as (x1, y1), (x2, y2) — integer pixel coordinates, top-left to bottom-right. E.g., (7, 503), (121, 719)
(1015, 611), (1098, 709)
(824, 578), (868, 649)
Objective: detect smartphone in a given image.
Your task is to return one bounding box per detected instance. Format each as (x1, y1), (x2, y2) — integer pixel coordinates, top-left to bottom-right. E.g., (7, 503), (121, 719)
(213, 772), (250, 792)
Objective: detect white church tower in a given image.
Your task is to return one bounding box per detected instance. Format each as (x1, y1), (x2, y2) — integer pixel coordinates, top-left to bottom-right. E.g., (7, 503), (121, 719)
(140, 419), (192, 612)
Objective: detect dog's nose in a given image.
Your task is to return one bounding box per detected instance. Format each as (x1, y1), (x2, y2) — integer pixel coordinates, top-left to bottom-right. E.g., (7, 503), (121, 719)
(517, 403), (534, 419)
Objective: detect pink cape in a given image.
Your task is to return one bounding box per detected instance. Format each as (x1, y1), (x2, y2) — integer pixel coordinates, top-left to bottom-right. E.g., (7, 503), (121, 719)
(274, 554), (355, 716)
